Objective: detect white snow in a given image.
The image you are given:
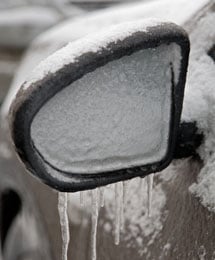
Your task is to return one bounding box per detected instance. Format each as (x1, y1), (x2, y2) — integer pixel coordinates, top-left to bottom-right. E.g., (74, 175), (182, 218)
(181, 12), (215, 212)
(21, 19), (161, 90)
(58, 192), (70, 260)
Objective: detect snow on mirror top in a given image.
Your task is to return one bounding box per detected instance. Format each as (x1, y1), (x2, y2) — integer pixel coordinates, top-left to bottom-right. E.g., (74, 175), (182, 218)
(31, 43), (180, 174)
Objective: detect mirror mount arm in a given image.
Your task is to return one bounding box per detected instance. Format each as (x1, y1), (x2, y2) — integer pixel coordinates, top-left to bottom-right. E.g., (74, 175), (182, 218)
(173, 122), (203, 159)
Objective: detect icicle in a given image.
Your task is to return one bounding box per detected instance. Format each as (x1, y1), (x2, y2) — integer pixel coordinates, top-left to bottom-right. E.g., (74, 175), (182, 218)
(122, 180), (129, 229)
(123, 181), (128, 205)
(115, 182), (122, 245)
(99, 187), (105, 207)
(58, 192), (70, 260)
(146, 174), (154, 217)
(139, 177), (145, 205)
(120, 182), (125, 231)
(91, 189), (99, 260)
(80, 191), (84, 206)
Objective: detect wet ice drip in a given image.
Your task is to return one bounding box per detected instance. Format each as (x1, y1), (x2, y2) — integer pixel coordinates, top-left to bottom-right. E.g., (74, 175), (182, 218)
(91, 189), (99, 260)
(115, 182), (123, 245)
(147, 174), (154, 217)
(123, 181), (128, 205)
(58, 192), (70, 260)
(99, 187), (105, 208)
(80, 191), (84, 206)
(138, 177), (144, 202)
(121, 181), (129, 230)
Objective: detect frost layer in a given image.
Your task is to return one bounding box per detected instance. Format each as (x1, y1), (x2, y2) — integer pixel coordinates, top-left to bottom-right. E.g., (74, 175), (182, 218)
(31, 43), (179, 173)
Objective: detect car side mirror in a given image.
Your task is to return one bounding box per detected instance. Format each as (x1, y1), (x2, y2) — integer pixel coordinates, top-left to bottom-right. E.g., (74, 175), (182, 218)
(9, 20), (190, 192)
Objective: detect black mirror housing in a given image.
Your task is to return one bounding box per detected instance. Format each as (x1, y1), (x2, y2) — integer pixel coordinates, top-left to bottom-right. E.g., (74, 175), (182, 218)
(9, 20), (190, 192)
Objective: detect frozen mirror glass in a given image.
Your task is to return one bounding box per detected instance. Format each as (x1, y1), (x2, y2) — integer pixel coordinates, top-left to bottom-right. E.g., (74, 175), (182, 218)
(31, 45), (173, 174)
(10, 21), (190, 191)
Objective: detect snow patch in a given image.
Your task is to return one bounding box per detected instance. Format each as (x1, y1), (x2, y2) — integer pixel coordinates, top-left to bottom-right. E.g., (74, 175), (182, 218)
(22, 19), (161, 90)
(197, 245), (206, 260)
(183, 12), (215, 212)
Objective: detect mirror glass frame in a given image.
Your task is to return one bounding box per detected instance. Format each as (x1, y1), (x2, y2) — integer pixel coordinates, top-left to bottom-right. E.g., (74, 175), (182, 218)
(10, 23), (190, 192)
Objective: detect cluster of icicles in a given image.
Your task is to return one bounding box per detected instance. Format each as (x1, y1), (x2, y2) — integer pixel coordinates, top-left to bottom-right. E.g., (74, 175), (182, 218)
(58, 174), (154, 260)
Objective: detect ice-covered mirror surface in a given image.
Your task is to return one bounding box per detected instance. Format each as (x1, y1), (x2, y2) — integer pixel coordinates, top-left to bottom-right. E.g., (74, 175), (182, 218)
(31, 43), (180, 174)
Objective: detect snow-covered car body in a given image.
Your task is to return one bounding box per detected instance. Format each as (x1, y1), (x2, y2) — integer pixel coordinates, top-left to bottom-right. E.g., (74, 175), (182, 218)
(0, 0), (215, 259)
